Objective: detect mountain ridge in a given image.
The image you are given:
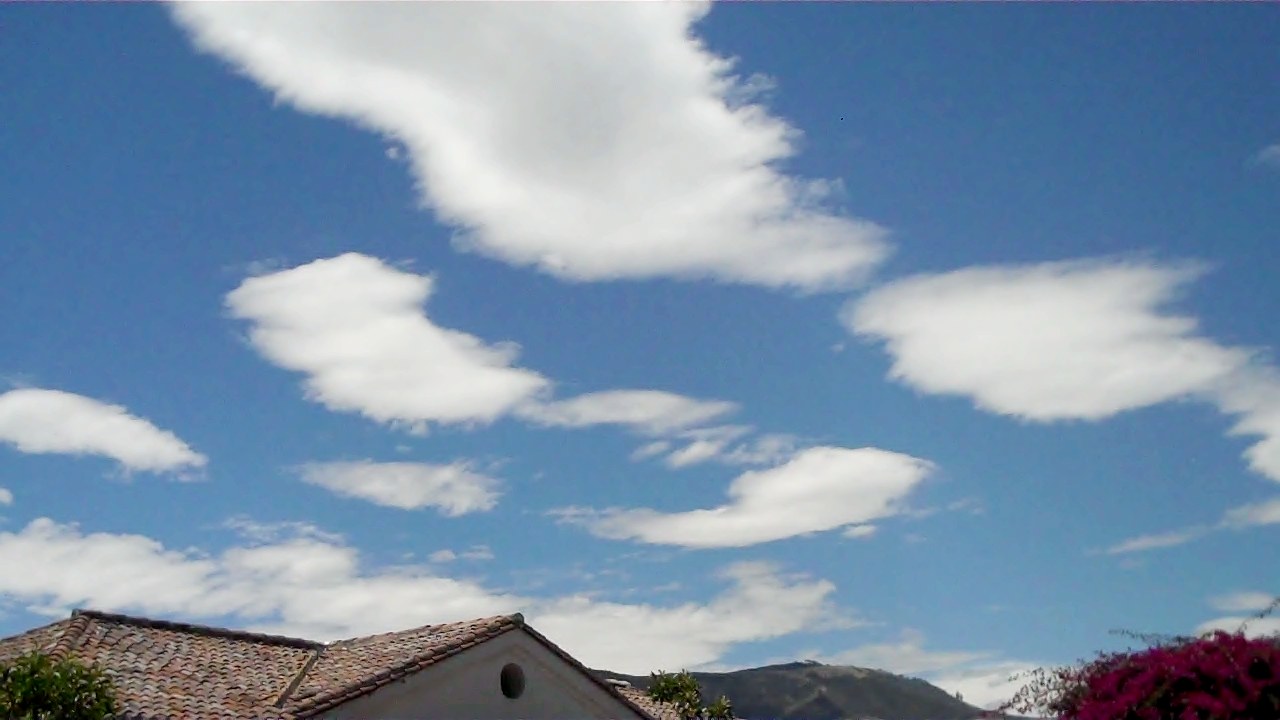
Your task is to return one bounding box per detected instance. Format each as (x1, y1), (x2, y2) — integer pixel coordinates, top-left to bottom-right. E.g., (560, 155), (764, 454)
(593, 661), (999, 720)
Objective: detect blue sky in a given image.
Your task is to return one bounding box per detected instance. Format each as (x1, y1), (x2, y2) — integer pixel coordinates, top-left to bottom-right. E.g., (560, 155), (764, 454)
(2, 2), (1278, 708)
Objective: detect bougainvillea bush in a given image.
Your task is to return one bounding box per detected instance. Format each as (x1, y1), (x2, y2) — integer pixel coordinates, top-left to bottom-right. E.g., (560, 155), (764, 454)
(998, 630), (1279, 719)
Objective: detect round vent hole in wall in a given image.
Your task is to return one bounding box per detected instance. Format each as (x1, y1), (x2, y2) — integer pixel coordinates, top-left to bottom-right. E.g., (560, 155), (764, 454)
(500, 663), (526, 699)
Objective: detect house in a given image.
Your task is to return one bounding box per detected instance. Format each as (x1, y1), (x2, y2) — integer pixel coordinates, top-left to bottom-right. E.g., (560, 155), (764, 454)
(0, 609), (680, 720)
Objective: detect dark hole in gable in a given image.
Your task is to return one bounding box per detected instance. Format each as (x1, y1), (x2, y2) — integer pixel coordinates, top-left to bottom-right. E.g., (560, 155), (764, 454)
(500, 662), (526, 699)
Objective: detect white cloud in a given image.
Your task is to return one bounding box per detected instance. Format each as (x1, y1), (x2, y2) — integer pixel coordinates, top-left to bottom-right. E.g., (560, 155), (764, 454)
(222, 516), (344, 545)
(808, 630), (1037, 711)
(1221, 496), (1280, 528)
(845, 260), (1249, 422)
(534, 562), (848, 672)
(1253, 143), (1280, 169)
(429, 545), (495, 564)
(1195, 616), (1280, 639)
(630, 441), (672, 462)
(810, 629), (990, 675)
(0, 388), (207, 474)
(226, 254), (549, 429)
(562, 446), (932, 548)
(298, 460), (500, 515)
(0, 518), (840, 673)
(1210, 368), (1280, 482)
(665, 440), (726, 468)
(0, 487), (11, 506)
(1209, 591), (1277, 613)
(846, 258), (1280, 485)
(1101, 527), (1206, 555)
(518, 390), (736, 436)
(228, 255), (741, 443)
(930, 661), (1042, 712)
(843, 524), (877, 539)
(718, 433), (799, 466)
(633, 427), (798, 470)
(662, 426), (751, 468)
(170, 2), (887, 291)
(1100, 497), (1280, 556)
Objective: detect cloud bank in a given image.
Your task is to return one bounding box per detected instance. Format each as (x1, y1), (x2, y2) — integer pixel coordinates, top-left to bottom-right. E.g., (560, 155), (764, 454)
(171, 2), (886, 291)
(0, 517), (841, 673)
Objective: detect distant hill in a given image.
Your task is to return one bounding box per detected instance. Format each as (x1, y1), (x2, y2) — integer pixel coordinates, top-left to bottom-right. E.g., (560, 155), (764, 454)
(594, 661), (995, 720)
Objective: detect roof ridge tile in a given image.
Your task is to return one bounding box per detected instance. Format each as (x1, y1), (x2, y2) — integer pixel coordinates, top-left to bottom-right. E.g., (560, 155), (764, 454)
(71, 609), (322, 650)
(49, 613), (93, 661)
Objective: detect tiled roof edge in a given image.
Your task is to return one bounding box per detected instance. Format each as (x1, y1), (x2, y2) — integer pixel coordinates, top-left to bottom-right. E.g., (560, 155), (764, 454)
(70, 609), (322, 650)
(518, 623), (655, 720)
(289, 614), (524, 718)
(48, 613), (93, 661)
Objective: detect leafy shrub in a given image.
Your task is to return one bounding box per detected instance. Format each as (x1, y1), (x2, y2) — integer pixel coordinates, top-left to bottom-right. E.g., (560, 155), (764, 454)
(0, 652), (118, 720)
(650, 669), (734, 720)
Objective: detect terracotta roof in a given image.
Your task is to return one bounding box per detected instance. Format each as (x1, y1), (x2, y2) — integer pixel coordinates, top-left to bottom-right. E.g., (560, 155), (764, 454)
(0, 616), (77, 665)
(0, 609), (656, 720)
(614, 685), (685, 720)
(285, 614), (523, 717)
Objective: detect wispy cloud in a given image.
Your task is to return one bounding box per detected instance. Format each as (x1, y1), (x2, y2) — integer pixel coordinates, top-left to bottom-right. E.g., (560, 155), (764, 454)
(809, 629), (991, 675)
(1101, 527), (1208, 555)
(808, 629), (1038, 711)
(222, 516), (343, 545)
(1220, 496), (1280, 528)
(170, 2), (887, 291)
(1209, 590), (1277, 613)
(1101, 496), (1280, 556)
(629, 426), (798, 470)
(428, 545), (494, 564)
(298, 460), (501, 515)
(930, 661), (1042, 712)
(558, 446), (932, 548)
(842, 524), (877, 539)
(0, 388), (206, 475)
(1198, 588), (1280, 639)
(662, 425), (752, 468)
(1251, 143), (1280, 169)
(517, 390), (735, 436)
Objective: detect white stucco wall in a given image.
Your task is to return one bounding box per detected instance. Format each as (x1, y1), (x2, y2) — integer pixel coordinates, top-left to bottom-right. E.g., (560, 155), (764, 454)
(319, 629), (642, 720)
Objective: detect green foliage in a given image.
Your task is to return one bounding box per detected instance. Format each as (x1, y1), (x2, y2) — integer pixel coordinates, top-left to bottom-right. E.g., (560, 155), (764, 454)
(649, 669), (734, 720)
(704, 693), (734, 720)
(0, 652), (118, 720)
